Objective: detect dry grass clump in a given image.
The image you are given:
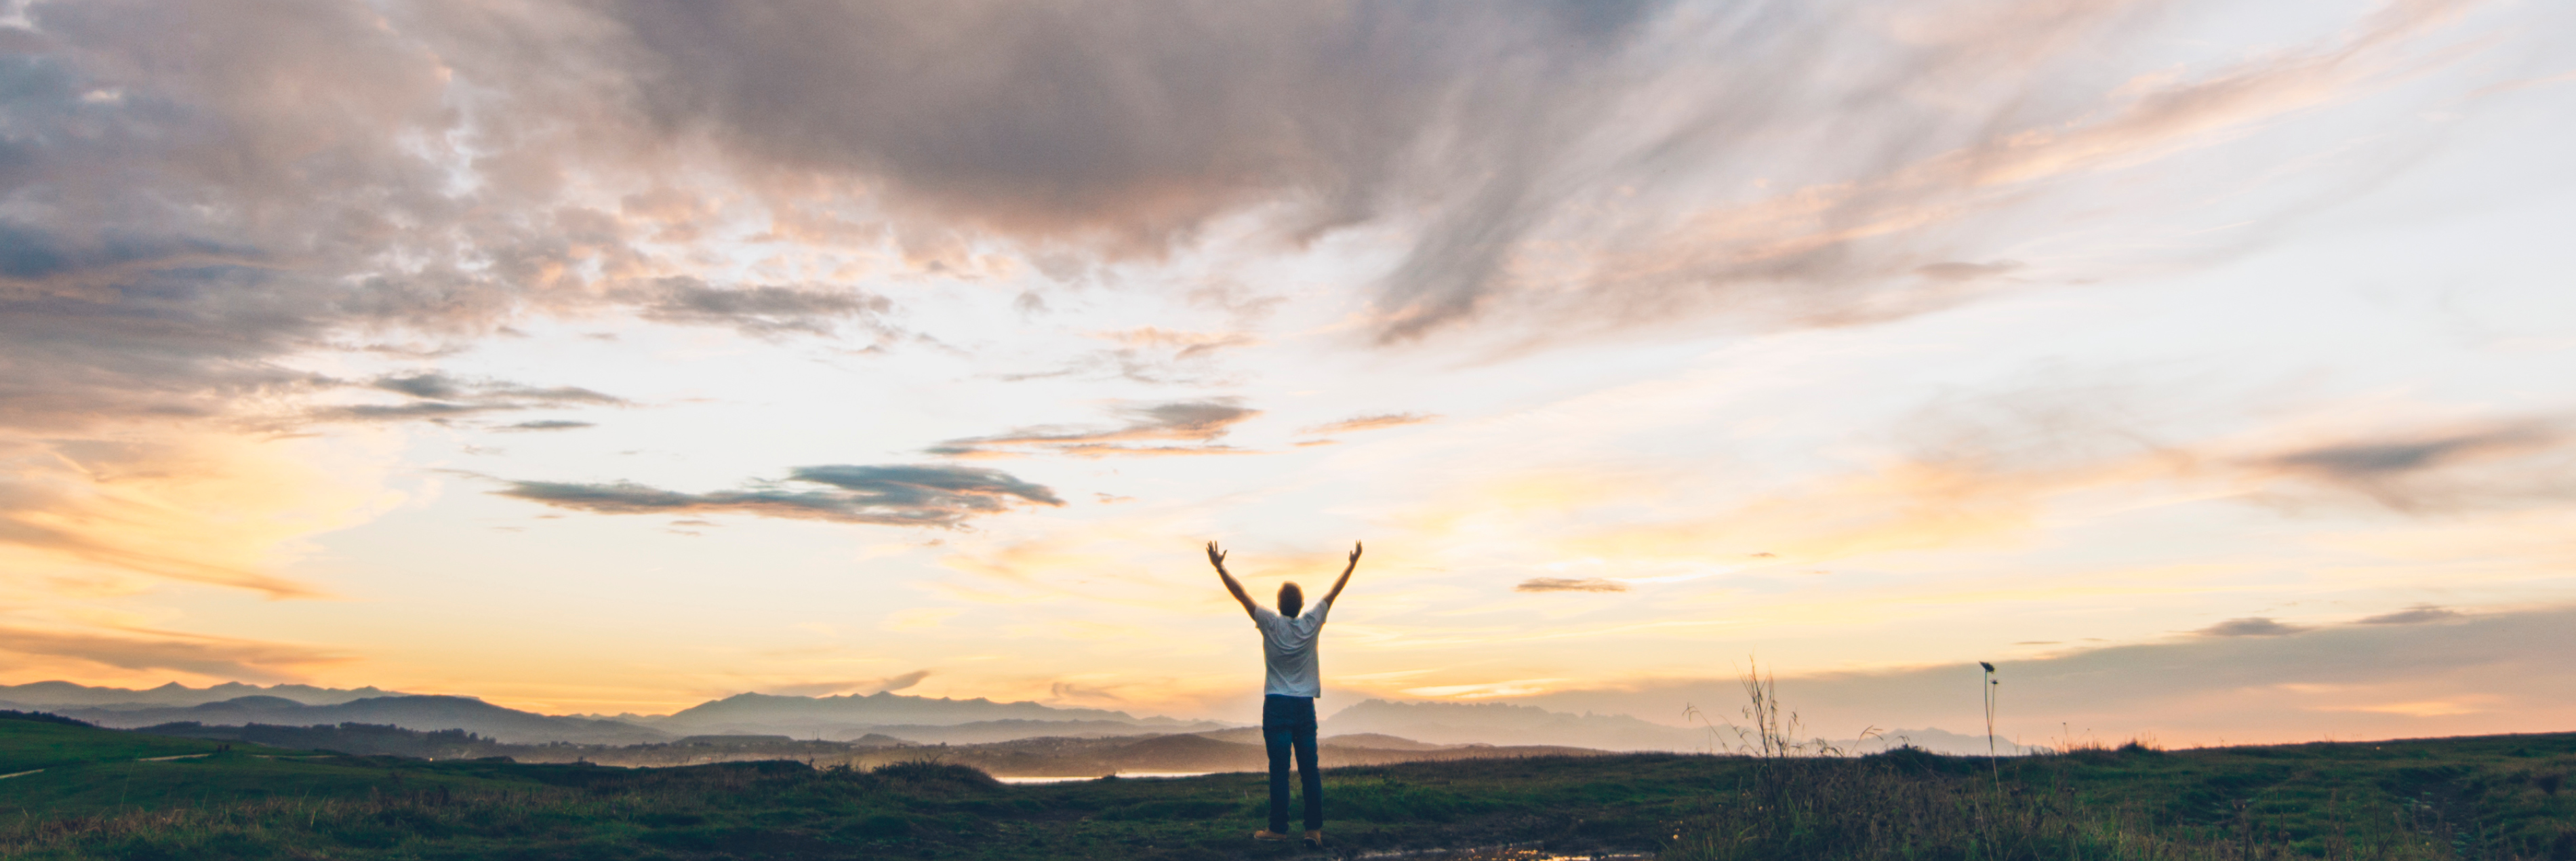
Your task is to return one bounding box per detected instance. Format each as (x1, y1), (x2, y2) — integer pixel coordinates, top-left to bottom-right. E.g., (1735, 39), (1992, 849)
(1662, 665), (2492, 861)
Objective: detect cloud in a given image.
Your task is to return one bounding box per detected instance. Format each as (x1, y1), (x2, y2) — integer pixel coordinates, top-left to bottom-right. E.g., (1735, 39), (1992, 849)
(0, 0), (2491, 447)
(1098, 327), (1257, 360)
(395, 0), (2476, 350)
(313, 373), (628, 424)
(1300, 413), (1441, 436)
(873, 669), (932, 693)
(496, 420), (597, 433)
(495, 463), (1063, 528)
(1523, 385), (2576, 579)
(1516, 577), (1629, 593)
(1049, 680), (1125, 703)
(376, 374), (624, 406)
(624, 277), (898, 340)
(573, 1), (1666, 257)
(2251, 422), (2567, 512)
(0, 518), (323, 599)
(0, 433), (393, 599)
(2359, 604), (2461, 625)
(1365, 0), (2476, 340)
(998, 327), (1260, 385)
(763, 669), (932, 698)
(1914, 261), (2025, 282)
(929, 399), (1260, 458)
(2264, 424), (2559, 479)
(2196, 617), (2310, 637)
(0, 624), (348, 683)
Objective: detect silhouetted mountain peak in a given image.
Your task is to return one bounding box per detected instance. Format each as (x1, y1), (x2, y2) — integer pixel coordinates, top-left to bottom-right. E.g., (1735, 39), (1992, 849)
(44, 693), (667, 745)
(197, 696), (302, 710)
(658, 690), (1145, 732)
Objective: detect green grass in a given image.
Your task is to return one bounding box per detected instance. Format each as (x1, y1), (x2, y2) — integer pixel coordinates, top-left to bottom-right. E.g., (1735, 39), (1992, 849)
(5, 712), (2574, 860)
(0, 718), (241, 775)
(1661, 736), (2576, 861)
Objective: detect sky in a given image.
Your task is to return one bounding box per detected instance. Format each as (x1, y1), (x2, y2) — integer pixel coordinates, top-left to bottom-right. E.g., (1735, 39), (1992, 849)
(1, 0), (2573, 748)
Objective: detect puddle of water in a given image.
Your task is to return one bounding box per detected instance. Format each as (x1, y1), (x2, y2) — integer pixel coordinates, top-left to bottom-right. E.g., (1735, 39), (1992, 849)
(996, 771), (1213, 784)
(1354, 844), (1651, 860)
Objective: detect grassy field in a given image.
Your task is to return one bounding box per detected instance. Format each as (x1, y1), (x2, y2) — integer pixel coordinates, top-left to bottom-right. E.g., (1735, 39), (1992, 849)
(5, 711), (2574, 860)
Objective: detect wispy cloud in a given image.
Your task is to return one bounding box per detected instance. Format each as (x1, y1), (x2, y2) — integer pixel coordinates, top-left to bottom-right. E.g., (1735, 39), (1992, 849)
(1516, 577), (1629, 593)
(496, 464), (1063, 528)
(2196, 617), (2310, 637)
(2251, 422), (2565, 512)
(1300, 413), (1441, 436)
(495, 420), (596, 433)
(1098, 327), (1257, 360)
(623, 277), (898, 340)
(929, 400), (1260, 458)
(1369, 0), (2478, 340)
(0, 624), (347, 683)
(2359, 604), (2461, 625)
(0, 435), (387, 599)
(762, 669), (932, 698)
(0, 0), (2493, 447)
(315, 373), (627, 424)
(997, 328), (1259, 385)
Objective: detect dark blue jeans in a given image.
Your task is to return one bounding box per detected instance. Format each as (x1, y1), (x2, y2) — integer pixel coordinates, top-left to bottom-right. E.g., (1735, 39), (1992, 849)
(1262, 694), (1322, 833)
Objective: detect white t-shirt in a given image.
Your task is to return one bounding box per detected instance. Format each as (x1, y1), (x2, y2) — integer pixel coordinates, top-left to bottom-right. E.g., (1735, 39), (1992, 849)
(1251, 597), (1333, 698)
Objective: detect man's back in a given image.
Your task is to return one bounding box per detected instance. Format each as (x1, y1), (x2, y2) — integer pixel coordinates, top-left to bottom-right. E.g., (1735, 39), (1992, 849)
(1251, 599), (1333, 698)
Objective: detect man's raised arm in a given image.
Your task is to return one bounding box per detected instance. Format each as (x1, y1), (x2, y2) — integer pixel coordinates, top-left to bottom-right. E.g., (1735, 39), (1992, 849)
(1209, 541), (1260, 620)
(1321, 541), (1362, 605)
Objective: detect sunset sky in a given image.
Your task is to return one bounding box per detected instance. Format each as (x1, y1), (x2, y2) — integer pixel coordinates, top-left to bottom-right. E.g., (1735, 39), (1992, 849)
(3, 0), (2574, 748)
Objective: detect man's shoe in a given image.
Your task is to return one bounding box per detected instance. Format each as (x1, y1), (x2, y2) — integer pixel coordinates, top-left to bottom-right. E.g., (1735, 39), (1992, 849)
(1251, 830), (1293, 841)
(1304, 830), (1325, 849)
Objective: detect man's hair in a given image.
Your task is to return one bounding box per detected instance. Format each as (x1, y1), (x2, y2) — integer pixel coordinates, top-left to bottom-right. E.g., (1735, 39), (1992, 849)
(1277, 581), (1304, 618)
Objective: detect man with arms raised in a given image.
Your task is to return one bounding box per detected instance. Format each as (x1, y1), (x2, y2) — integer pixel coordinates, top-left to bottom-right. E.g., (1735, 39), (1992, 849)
(1208, 539), (1361, 849)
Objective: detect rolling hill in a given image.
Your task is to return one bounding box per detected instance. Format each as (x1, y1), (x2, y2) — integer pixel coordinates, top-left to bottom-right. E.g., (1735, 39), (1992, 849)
(51, 695), (670, 744)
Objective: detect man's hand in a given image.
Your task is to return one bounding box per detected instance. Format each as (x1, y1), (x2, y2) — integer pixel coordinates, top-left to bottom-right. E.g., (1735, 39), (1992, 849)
(1210, 540), (1256, 618)
(1323, 540), (1363, 605)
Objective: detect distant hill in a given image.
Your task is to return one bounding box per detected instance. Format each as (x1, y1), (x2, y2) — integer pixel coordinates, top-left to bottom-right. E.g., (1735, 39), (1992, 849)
(54, 696), (668, 745)
(122, 718), (1601, 775)
(631, 691), (1169, 737)
(843, 719), (1234, 745)
(602, 691), (1225, 739)
(24, 683), (2033, 752)
(0, 681), (405, 710)
(0, 710), (247, 773)
(1319, 700), (1703, 751)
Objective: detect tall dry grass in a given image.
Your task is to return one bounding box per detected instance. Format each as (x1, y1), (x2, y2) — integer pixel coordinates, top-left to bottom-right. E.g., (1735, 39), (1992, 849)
(1662, 665), (2474, 861)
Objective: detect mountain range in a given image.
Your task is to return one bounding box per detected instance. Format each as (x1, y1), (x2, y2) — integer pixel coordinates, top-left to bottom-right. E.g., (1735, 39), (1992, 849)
(594, 691), (1213, 737)
(1, 681), (2030, 755)
(0, 683), (1230, 746)
(43, 696), (669, 745)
